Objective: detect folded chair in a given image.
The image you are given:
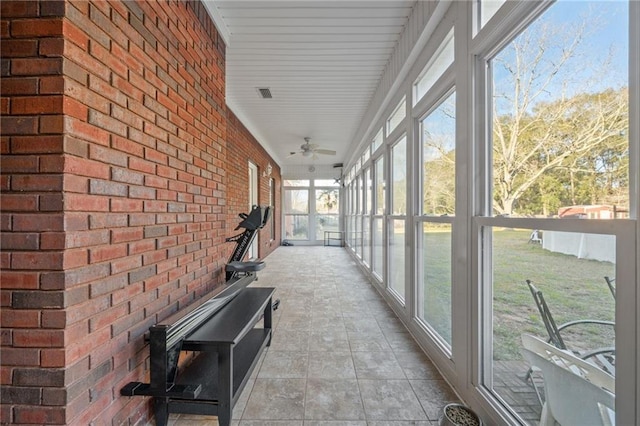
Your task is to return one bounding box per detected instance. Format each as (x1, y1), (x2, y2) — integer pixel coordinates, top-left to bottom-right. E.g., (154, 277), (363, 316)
(521, 334), (615, 426)
(525, 279), (615, 371)
(604, 276), (616, 299)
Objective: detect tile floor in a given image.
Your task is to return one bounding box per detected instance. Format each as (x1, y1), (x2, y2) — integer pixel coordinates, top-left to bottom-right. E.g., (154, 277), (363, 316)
(169, 246), (459, 426)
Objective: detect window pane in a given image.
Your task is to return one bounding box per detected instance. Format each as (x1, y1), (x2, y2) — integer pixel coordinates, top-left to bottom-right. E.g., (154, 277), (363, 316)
(355, 215), (362, 257)
(479, 0), (506, 28)
(372, 128), (384, 153)
(284, 189), (308, 214)
(365, 168), (372, 214)
(284, 215), (309, 240)
(316, 189), (339, 214)
(486, 227), (615, 423)
(363, 216), (370, 266)
(314, 179), (339, 187)
(415, 30), (454, 102)
(283, 179), (310, 187)
(373, 218), (384, 279)
(392, 136), (407, 215)
(490, 1), (629, 218)
(375, 158), (385, 215)
(422, 92), (456, 216)
(315, 215), (339, 240)
(419, 222), (452, 345)
(387, 98), (406, 134)
(389, 219), (405, 302)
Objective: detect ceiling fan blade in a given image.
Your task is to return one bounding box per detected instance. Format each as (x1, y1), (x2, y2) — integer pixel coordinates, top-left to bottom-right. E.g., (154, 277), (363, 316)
(314, 149), (336, 156)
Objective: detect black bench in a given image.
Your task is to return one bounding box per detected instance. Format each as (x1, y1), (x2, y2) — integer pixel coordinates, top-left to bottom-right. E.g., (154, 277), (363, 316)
(121, 264), (275, 425)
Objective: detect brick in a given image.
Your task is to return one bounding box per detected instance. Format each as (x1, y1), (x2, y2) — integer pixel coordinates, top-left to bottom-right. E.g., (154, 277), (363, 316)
(12, 290), (64, 309)
(0, 39), (37, 57)
(0, 194), (38, 212)
(0, 386), (41, 404)
(87, 110), (127, 137)
(111, 228), (143, 244)
(40, 76), (65, 94)
(89, 145), (128, 167)
(13, 406), (65, 424)
(41, 0), (66, 17)
(12, 329), (65, 348)
(41, 310), (66, 329)
(0, 1), (38, 18)
(39, 38), (65, 57)
(11, 58), (63, 76)
(89, 303), (129, 333)
(64, 116), (110, 146)
(64, 194), (109, 212)
(11, 95), (63, 115)
(89, 274), (127, 298)
(42, 386), (67, 405)
(41, 349), (66, 368)
(11, 175), (63, 191)
(0, 155), (38, 173)
(110, 198), (143, 212)
(40, 194), (64, 211)
(11, 18), (63, 37)
(11, 135), (64, 153)
(89, 244), (127, 263)
(0, 78), (39, 96)
(1, 116), (38, 135)
(89, 213), (128, 229)
(64, 156), (110, 180)
(0, 271), (39, 289)
(0, 347), (39, 367)
(128, 265), (156, 284)
(39, 115), (64, 134)
(0, 232), (39, 250)
(11, 252), (64, 270)
(89, 179), (128, 197)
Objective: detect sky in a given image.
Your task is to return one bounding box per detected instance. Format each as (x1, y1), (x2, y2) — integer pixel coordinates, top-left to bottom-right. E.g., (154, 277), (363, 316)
(492, 0), (629, 111)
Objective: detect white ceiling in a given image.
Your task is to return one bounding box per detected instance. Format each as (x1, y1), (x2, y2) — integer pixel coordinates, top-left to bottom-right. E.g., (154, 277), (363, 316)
(203, 1), (417, 168)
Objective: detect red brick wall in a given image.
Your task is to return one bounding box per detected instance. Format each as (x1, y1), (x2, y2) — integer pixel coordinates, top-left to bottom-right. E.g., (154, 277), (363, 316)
(0, 1), (280, 424)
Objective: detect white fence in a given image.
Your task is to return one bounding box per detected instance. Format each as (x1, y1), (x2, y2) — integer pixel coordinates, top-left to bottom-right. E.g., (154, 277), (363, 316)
(542, 231), (616, 263)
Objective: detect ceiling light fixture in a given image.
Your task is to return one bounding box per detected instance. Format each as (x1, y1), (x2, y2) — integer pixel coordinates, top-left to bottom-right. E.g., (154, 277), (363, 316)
(302, 150), (313, 157)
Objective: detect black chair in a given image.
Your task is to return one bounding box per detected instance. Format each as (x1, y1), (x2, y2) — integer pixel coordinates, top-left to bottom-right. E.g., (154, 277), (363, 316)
(604, 276), (616, 299)
(523, 279), (615, 403)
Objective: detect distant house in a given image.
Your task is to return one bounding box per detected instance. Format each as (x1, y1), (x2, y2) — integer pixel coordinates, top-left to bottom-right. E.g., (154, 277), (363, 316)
(558, 205), (629, 219)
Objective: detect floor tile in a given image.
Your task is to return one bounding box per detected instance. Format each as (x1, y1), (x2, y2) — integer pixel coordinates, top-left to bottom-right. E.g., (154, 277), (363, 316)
(304, 379), (365, 420)
(242, 378), (306, 420)
(358, 379), (427, 421)
(307, 351), (356, 379)
(352, 351), (406, 379)
(259, 351), (309, 378)
(409, 379), (460, 421)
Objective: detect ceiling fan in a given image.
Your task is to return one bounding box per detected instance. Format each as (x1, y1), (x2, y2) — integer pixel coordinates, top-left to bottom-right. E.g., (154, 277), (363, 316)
(287, 137), (336, 159)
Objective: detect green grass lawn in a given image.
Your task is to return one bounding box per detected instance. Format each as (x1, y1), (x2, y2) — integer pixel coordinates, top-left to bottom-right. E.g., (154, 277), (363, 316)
(417, 228), (616, 361)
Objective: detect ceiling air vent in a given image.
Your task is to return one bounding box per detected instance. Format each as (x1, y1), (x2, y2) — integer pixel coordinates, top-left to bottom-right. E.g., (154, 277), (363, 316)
(257, 88), (272, 99)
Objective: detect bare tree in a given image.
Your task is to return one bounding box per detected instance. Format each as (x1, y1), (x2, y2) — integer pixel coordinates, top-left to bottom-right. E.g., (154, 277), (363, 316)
(491, 15), (628, 216)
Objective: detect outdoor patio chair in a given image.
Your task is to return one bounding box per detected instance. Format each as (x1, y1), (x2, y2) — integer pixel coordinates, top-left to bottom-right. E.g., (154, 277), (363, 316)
(523, 280), (615, 399)
(604, 276), (616, 299)
(521, 334), (615, 426)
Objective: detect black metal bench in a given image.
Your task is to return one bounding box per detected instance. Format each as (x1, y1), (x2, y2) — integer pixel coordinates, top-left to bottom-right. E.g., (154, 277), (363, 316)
(121, 267), (274, 425)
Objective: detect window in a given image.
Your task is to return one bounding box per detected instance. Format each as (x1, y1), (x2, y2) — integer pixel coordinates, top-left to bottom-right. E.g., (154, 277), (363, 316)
(415, 30), (454, 104)
(389, 137), (407, 302)
(283, 188), (309, 240)
(387, 98), (406, 135)
(422, 92), (456, 216)
(372, 128), (384, 154)
(269, 178), (276, 241)
(481, 1), (629, 422)
(417, 92), (455, 346)
(283, 179), (342, 243)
